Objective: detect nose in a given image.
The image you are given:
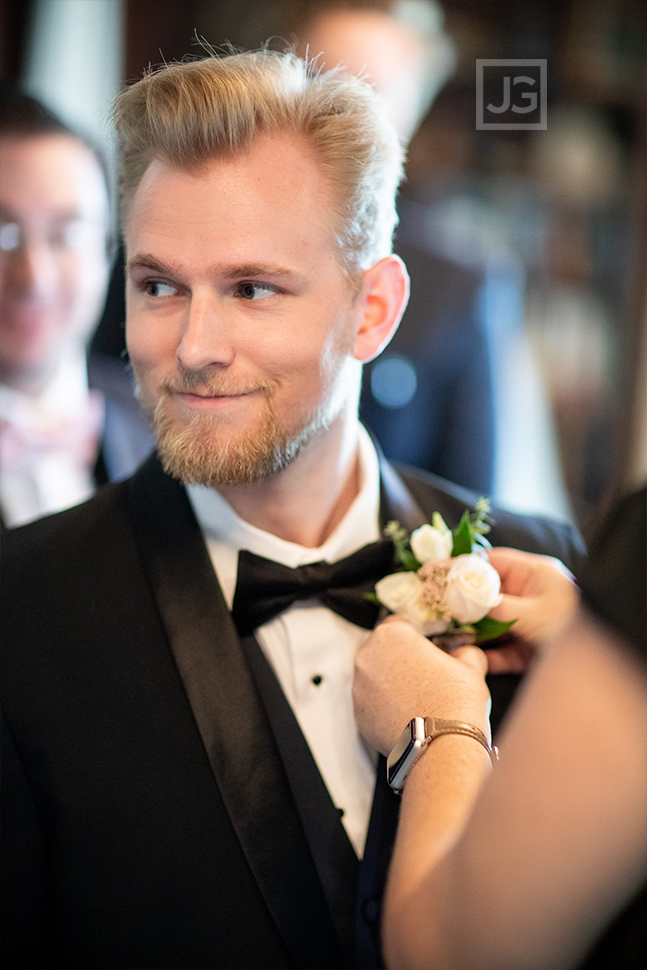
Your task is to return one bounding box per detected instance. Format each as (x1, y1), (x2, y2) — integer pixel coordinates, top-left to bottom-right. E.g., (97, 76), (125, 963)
(176, 291), (235, 372)
(2, 242), (57, 300)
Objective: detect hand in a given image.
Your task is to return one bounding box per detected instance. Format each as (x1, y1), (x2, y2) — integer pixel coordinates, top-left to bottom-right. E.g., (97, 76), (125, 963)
(487, 547), (580, 650)
(353, 615), (491, 756)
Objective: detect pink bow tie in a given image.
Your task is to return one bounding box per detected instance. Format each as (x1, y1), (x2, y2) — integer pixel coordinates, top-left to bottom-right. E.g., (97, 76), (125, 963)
(0, 392), (105, 471)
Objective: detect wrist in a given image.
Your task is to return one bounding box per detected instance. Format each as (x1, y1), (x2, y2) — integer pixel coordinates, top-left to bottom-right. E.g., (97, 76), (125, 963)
(387, 716), (498, 793)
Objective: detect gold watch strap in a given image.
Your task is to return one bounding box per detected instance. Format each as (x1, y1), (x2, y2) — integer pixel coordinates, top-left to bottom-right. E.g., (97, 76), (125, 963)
(424, 718), (499, 761)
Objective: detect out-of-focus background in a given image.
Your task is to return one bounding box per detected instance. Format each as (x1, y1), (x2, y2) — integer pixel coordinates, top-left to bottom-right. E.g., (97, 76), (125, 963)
(1, 0), (644, 534)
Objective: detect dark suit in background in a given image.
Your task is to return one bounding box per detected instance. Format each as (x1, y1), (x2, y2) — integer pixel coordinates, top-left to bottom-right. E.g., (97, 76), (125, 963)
(1, 453), (583, 970)
(361, 217), (495, 494)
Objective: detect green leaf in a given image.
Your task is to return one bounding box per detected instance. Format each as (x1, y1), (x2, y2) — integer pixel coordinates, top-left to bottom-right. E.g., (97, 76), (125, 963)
(451, 512), (473, 556)
(397, 549), (421, 571)
(473, 616), (517, 642)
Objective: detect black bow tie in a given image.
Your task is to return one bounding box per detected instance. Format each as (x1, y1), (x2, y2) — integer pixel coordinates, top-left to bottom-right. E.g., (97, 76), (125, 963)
(231, 540), (395, 635)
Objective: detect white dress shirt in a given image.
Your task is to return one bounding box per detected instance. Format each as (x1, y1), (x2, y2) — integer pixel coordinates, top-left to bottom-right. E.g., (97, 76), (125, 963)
(187, 424), (381, 857)
(0, 350), (103, 527)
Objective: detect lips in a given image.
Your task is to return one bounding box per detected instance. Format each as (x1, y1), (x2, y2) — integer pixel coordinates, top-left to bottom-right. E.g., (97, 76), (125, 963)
(174, 389), (253, 410)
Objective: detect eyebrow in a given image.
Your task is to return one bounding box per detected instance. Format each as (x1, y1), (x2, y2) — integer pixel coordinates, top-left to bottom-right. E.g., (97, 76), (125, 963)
(126, 253), (305, 286)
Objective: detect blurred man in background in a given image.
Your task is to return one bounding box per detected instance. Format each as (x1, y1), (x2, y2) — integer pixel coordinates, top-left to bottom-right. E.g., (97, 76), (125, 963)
(0, 84), (152, 526)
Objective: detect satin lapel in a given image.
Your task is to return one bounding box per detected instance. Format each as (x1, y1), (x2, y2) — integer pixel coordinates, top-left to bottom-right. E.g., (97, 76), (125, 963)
(128, 455), (341, 970)
(240, 633), (359, 967)
(377, 449), (427, 532)
(355, 454), (426, 968)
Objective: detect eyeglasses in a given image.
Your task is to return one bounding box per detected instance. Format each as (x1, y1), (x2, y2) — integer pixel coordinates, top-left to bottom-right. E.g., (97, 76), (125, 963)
(0, 219), (105, 254)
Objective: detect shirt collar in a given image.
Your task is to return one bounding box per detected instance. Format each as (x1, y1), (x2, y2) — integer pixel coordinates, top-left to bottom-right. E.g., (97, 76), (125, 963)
(187, 424), (381, 605)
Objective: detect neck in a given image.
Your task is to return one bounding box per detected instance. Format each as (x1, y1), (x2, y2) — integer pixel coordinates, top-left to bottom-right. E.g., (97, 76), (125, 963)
(217, 409), (362, 548)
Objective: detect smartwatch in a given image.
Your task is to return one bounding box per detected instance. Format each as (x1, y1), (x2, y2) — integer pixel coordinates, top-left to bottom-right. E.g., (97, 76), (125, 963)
(387, 716), (498, 793)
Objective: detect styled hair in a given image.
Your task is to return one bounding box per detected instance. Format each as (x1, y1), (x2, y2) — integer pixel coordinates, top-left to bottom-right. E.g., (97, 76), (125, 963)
(111, 49), (404, 273)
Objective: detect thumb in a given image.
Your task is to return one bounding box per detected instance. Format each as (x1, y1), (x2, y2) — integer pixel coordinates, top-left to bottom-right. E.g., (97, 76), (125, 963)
(488, 592), (526, 623)
(449, 645), (489, 676)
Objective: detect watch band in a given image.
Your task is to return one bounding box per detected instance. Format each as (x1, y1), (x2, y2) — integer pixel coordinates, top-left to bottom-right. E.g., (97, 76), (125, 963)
(424, 718), (497, 759)
(387, 716), (498, 793)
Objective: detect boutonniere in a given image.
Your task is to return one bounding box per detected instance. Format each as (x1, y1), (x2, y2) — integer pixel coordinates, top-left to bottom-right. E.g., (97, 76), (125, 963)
(372, 499), (515, 642)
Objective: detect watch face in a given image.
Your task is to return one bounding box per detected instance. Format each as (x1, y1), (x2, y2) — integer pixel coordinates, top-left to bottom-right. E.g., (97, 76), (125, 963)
(387, 717), (428, 791)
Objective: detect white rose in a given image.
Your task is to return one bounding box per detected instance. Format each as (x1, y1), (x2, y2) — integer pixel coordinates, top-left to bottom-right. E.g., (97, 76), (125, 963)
(375, 572), (448, 636)
(445, 553), (502, 624)
(410, 522), (453, 564)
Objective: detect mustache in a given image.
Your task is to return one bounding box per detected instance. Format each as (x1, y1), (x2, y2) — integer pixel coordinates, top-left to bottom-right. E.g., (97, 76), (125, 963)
(160, 369), (274, 397)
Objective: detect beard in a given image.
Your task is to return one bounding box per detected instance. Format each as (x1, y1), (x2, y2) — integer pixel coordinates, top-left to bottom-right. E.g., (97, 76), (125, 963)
(138, 365), (354, 488)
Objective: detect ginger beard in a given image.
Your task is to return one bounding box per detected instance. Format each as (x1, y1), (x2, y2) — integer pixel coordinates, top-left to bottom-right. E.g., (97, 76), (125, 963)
(135, 354), (359, 488)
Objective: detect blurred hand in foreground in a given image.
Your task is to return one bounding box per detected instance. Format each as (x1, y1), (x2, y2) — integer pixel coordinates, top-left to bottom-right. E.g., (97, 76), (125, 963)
(484, 548), (579, 673)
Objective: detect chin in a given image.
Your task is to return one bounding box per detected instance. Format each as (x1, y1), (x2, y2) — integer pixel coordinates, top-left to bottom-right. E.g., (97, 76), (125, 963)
(152, 391), (344, 488)
(152, 402), (297, 487)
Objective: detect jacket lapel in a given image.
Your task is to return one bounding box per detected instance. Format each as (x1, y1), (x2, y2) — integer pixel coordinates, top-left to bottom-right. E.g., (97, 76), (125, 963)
(377, 447), (428, 533)
(240, 632), (359, 966)
(353, 454), (427, 968)
(128, 455), (343, 970)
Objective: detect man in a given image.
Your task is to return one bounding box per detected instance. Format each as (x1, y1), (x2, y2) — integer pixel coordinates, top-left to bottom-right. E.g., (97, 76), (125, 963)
(1, 51), (582, 970)
(0, 84), (152, 526)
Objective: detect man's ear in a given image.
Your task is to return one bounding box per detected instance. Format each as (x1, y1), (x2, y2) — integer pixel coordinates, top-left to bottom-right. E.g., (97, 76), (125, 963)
(352, 255), (410, 363)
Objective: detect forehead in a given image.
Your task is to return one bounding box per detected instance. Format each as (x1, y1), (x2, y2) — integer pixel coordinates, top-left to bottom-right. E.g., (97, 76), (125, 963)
(0, 134), (108, 219)
(126, 132), (341, 273)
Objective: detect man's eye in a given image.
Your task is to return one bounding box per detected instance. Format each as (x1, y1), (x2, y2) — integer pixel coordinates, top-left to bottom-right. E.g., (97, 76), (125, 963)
(235, 281), (277, 301)
(145, 280), (177, 297)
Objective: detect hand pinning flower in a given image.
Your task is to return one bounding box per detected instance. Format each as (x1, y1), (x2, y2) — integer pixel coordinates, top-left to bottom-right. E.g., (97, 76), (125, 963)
(373, 500), (516, 642)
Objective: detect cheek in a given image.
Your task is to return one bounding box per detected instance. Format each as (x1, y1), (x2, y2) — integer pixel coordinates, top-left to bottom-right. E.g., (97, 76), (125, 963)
(126, 321), (161, 373)
(319, 315), (357, 376)
(125, 306), (162, 371)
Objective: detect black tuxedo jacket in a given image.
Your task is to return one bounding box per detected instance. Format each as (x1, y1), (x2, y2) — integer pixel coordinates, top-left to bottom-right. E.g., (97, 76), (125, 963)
(1, 453), (583, 970)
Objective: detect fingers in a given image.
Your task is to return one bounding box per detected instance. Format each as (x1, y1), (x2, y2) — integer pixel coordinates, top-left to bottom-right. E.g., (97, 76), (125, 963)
(448, 644), (489, 676)
(487, 592), (523, 623)
(488, 547), (576, 595)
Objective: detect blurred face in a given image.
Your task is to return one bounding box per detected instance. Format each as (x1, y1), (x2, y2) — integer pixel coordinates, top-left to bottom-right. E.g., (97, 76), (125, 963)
(303, 9), (431, 144)
(0, 134), (110, 392)
(125, 132), (367, 487)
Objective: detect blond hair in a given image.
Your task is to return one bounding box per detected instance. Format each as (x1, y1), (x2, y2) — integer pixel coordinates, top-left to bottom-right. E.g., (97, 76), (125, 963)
(111, 49), (404, 273)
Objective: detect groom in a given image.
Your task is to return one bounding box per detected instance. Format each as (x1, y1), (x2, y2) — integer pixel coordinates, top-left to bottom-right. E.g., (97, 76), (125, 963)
(1, 50), (582, 970)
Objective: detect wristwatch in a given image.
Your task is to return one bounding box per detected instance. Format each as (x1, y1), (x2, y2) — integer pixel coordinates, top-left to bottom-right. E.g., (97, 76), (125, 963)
(387, 716), (498, 793)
